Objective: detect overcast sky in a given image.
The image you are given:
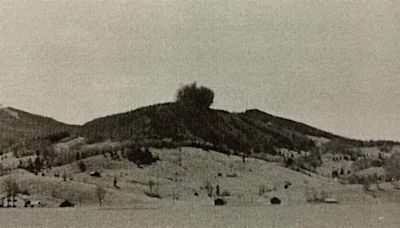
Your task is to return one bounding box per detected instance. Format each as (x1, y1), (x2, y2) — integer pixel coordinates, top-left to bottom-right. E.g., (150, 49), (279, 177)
(0, 0), (399, 141)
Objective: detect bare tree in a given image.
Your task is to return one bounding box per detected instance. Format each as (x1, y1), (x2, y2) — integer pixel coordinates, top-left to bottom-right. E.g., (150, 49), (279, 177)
(95, 185), (107, 207)
(3, 176), (19, 196)
(2, 177), (19, 207)
(148, 180), (156, 193)
(0, 163), (4, 176)
(384, 152), (400, 182)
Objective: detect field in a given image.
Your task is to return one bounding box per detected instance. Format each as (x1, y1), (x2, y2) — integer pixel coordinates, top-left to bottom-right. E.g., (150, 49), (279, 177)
(1, 203), (400, 228)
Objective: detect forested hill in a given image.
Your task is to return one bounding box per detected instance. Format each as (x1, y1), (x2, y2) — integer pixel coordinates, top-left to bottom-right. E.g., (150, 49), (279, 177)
(81, 102), (364, 154)
(0, 107), (77, 151)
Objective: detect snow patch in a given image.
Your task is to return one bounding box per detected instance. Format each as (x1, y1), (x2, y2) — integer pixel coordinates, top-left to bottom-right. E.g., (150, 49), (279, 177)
(3, 108), (20, 119)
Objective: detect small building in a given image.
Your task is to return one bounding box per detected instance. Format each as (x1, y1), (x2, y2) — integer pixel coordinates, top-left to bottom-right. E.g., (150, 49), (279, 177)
(0, 194), (32, 208)
(270, 197), (281, 205)
(214, 198), (226, 206)
(324, 197), (338, 204)
(90, 171), (101, 177)
(59, 199), (74, 207)
(30, 200), (41, 207)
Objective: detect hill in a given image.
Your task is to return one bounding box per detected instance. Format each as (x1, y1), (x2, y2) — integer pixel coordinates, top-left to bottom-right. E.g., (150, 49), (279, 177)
(0, 107), (78, 153)
(81, 102), (384, 156)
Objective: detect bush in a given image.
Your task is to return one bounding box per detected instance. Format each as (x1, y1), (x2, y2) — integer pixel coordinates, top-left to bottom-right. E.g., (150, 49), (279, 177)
(124, 145), (158, 166)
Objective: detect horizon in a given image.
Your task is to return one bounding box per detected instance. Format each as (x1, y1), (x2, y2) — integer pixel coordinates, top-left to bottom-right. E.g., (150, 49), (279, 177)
(1, 0), (400, 141)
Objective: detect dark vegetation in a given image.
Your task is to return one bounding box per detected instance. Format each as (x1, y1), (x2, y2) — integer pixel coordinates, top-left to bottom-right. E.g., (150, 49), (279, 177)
(124, 144), (159, 166)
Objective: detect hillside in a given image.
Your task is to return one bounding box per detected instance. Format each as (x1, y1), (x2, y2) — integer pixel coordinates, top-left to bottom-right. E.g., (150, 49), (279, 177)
(1, 147), (381, 208)
(0, 107), (78, 152)
(81, 103), (373, 156)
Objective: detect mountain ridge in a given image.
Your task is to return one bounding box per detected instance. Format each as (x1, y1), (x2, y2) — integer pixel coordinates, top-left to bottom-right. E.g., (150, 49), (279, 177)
(80, 102), (399, 156)
(1, 104), (398, 155)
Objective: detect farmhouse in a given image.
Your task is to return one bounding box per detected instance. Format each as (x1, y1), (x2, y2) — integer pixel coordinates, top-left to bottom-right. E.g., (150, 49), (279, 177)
(0, 194), (33, 208)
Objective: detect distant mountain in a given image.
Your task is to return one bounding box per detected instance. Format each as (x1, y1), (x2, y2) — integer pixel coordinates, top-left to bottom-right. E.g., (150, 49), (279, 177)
(81, 102), (363, 154)
(0, 107), (77, 151)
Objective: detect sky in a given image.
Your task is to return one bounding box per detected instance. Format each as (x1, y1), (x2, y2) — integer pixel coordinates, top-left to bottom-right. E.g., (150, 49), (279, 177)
(0, 0), (399, 141)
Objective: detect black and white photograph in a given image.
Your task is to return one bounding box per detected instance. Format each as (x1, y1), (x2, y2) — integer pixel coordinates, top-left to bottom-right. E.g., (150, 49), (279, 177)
(0, 0), (400, 227)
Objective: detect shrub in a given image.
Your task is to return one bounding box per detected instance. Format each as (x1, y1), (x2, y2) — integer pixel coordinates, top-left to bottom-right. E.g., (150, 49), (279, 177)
(124, 145), (158, 166)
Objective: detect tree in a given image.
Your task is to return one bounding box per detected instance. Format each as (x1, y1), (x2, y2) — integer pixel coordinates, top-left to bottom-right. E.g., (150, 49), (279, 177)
(2, 177), (19, 207)
(148, 180), (156, 193)
(77, 161), (86, 172)
(113, 176), (118, 188)
(34, 157), (43, 172)
(125, 145), (158, 166)
(384, 152), (400, 181)
(61, 172), (67, 181)
(332, 170), (339, 178)
(176, 83), (214, 109)
(95, 185), (107, 207)
(26, 158), (35, 173)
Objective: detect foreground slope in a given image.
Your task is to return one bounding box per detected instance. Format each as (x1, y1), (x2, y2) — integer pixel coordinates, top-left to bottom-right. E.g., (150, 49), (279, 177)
(13, 146), (380, 208)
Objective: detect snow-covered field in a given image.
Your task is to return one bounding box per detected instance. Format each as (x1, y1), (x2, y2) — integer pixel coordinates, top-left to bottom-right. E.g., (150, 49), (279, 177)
(1, 203), (399, 228)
